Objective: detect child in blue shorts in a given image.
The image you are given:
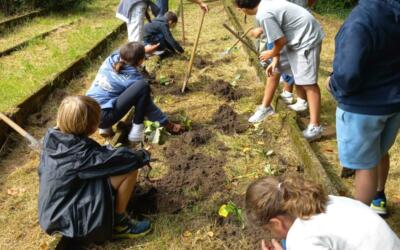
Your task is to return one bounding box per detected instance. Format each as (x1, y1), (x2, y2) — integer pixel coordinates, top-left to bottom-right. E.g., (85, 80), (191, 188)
(328, 0), (400, 215)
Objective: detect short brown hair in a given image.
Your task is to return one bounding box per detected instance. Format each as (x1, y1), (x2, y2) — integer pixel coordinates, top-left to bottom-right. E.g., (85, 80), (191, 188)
(56, 95), (101, 136)
(113, 42), (145, 73)
(164, 11), (178, 23)
(245, 174), (328, 227)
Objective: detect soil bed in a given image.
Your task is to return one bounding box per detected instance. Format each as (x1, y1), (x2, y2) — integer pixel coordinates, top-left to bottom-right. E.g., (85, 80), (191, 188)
(207, 79), (244, 101)
(212, 104), (249, 135)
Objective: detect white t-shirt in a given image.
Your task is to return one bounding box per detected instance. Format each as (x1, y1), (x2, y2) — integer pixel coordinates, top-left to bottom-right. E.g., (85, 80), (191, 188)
(286, 196), (400, 250)
(256, 0), (325, 50)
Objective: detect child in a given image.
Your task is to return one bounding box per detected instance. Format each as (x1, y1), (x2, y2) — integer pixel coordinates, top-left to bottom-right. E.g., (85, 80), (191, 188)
(328, 0), (400, 214)
(38, 96), (152, 242)
(246, 174), (400, 250)
(236, 0), (325, 141)
(143, 11), (184, 56)
(86, 42), (183, 142)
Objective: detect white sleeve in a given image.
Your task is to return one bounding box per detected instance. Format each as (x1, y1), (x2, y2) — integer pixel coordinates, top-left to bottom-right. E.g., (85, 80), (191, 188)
(287, 236), (331, 250)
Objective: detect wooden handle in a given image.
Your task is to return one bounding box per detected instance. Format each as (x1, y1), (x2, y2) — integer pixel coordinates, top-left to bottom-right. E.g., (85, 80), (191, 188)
(226, 27), (253, 53)
(181, 11), (206, 93)
(0, 112), (40, 147)
(180, 0), (185, 45)
(222, 23), (258, 55)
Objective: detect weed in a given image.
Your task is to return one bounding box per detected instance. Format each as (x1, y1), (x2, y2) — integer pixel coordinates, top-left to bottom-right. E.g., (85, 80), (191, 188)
(218, 201), (245, 228)
(144, 120), (170, 145)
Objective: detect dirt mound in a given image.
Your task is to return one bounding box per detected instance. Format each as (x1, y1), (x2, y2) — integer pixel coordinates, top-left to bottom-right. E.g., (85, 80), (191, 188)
(207, 80), (243, 101)
(194, 57), (211, 69)
(182, 128), (212, 146)
(152, 140), (226, 213)
(212, 104), (249, 135)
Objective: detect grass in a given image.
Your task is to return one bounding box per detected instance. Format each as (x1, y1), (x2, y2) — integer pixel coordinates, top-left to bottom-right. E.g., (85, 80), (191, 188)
(0, 0), (122, 113)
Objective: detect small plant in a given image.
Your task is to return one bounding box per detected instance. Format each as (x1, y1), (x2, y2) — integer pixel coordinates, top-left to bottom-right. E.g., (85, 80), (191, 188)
(159, 76), (170, 86)
(144, 121), (170, 145)
(263, 163), (278, 176)
(178, 112), (192, 131)
(229, 74), (241, 87)
(218, 201), (244, 228)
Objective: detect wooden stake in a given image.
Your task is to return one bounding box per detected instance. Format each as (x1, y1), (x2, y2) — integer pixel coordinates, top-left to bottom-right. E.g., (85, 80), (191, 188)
(224, 26), (253, 55)
(181, 11), (206, 93)
(180, 0), (185, 44)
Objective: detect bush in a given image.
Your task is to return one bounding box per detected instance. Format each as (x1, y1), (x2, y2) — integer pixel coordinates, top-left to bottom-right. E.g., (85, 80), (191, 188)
(0, 0), (91, 16)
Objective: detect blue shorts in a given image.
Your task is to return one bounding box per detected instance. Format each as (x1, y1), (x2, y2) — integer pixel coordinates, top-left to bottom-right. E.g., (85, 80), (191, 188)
(265, 42), (294, 85)
(336, 107), (400, 169)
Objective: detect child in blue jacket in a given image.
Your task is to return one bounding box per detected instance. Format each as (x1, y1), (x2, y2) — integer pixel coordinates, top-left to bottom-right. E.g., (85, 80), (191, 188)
(328, 0), (400, 215)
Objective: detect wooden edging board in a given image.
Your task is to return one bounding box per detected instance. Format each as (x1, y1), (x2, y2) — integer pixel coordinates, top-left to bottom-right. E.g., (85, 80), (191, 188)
(222, 0), (348, 196)
(0, 19), (79, 57)
(0, 22), (125, 149)
(0, 9), (46, 32)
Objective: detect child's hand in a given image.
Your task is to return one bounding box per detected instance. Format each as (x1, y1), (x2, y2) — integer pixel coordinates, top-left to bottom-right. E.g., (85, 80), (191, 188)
(259, 50), (273, 62)
(144, 43), (160, 53)
(261, 239), (283, 250)
(200, 3), (209, 12)
(266, 61), (277, 77)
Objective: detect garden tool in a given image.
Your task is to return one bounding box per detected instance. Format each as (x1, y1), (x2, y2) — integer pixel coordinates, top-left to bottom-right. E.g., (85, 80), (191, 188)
(222, 23), (258, 56)
(181, 10), (206, 93)
(221, 26), (253, 56)
(0, 112), (42, 153)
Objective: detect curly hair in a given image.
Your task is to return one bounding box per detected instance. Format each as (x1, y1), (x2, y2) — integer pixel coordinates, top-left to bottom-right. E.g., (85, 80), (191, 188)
(245, 174), (328, 227)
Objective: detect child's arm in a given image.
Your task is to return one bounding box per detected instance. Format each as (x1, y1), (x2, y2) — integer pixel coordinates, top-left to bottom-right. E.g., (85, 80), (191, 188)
(249, 27), (263, 39)
(259, 36), (286, 62)
(161, 25), (184, 53)
(266, 55), (280, 77)
(187, 0), (208, 12)
(77, 147), (151, 180)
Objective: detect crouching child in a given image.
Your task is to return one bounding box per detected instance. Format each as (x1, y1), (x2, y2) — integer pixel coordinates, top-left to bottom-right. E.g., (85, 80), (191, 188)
(38, 96), (152, 243)
(144, 11), (184, 56)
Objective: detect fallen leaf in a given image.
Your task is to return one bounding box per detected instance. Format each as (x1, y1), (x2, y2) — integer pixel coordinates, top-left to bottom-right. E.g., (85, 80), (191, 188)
(266, 150), (274, 156)
(242, 147), (251, 153)
(257, 141), (265, 145)
(183, 231), (192, 237)
(207, 231), (214, 237)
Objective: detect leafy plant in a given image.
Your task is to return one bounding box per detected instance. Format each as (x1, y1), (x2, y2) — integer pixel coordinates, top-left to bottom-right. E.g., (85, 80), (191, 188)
(229, 74), (241, 88)
(218, 201), (244, 228)
(264, 163), (278, 176)
(178, 112), (192, 131)
(144, 121), (170, 145)
(159, 76), (170, 86)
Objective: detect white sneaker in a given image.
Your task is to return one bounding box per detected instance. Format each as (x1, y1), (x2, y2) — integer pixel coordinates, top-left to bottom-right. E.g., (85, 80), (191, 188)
(303, 124), (323, 141)
(99, 127), (114, 137)
(288, 98), (308, 112)
(128, 123), (145, 142)
(280, 90), (294, 104)
(248, 106), (275, 123)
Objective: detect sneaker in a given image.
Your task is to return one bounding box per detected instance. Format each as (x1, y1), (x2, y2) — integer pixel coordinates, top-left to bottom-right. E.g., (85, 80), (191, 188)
(279, 90), (294, 104)
(248, 106), (275, 123)
(128, 123), (144, 142)
(288, 98), (308, 112)
(302, 124), (323, 141)
(99, 127), (115, 137)
(371, 197), (387, 215)
(113, 214), (152, 239)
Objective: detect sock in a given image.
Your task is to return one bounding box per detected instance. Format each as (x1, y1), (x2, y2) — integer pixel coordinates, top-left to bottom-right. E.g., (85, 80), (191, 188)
(297, 97), (306, 103)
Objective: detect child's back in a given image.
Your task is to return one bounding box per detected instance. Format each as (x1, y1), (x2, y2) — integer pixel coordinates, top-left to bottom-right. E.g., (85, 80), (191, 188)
(287, 195), (400, 250)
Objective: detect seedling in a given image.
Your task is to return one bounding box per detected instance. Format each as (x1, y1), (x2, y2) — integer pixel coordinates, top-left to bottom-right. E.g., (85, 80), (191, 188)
(218, 201), (245, 228)
(263, 163), (278, 176)
(178, 112), (193, 131)
(229, 74), (241, 88)
(144, 121), (170, 145)
(159, 76), (170, 86)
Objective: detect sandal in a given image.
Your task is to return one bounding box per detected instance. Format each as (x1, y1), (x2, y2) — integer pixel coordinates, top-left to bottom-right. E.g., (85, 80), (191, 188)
(165, 122), (184, 135)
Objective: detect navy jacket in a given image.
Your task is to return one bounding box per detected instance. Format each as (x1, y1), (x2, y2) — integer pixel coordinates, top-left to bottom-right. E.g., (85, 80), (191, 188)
(144, 17), (184, 53)
(38, 129), (150, 241)
(329, 0), (400, 115)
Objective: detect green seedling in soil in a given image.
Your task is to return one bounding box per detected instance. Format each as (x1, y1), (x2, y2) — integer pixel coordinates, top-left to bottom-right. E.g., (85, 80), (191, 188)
(264, 163), (278, 176)
(256, 148), (274, 158)
(218, 201), (245, 228)
(159, 76), (171, 86)
(144, 120), (170, 145)
(221, 35), (231, 41)
(229, 74), (241, 87)
(178, 112), (193, 131)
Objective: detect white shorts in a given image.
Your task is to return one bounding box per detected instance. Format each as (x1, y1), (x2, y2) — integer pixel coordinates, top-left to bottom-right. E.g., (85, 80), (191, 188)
(126, 2), (147, 42)
(278, 43), (322, 85)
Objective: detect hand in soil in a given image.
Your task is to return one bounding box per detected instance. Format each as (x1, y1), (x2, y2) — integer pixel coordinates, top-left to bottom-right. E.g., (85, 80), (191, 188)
(261, 239), (283, 250)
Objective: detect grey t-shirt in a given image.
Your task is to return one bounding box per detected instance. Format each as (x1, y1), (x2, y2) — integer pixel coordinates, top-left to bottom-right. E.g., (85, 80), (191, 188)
(256, 0), (325, 50)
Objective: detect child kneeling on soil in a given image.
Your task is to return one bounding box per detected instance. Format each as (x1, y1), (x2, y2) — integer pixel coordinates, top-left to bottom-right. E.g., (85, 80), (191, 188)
(144, 11), (184, 56)
(246, 174), (400, 250)
(236, 0), (325, 141)
(38, 96), (152, 242)
(86, 42), (183, 142)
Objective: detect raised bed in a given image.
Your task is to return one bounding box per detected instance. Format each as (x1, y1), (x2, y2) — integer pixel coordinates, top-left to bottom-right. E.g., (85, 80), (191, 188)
(0, 22), (125, 149)
(0, 10), (46, 32)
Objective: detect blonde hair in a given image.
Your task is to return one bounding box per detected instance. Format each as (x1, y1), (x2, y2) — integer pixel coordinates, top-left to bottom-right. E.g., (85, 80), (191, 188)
(245, 174), (328, 227)
(56, 95), (101, 136)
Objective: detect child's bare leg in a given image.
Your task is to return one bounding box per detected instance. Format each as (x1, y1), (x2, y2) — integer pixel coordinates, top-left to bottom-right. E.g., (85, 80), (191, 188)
(355, 167), (378, 204)
(262, 72), (281, 107)
(295, 85), (307, 100)
(283, 82), (293, 93)
(303, 84), (321, 125)
(377, 153), (390, 191)
(110, 170), (138, 214)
